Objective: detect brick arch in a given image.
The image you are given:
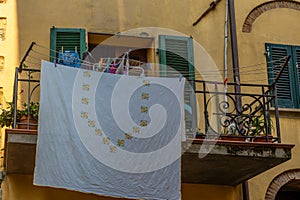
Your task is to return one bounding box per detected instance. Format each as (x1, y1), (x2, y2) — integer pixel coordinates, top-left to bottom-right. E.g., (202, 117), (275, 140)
(242, 0), (300, 33)
(265, 169), (300, 200)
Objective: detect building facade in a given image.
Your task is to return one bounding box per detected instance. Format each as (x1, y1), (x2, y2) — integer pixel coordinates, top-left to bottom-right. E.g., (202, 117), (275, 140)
(1, 0), (300, 199)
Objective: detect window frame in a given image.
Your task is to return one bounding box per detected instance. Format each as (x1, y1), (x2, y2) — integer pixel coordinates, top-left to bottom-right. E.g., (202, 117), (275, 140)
(50, 27), (86, 62)
(266, 43), (300, 108)
(158, 35), (197, 133)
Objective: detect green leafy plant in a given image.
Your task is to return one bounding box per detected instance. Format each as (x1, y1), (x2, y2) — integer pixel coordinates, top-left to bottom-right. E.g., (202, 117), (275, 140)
(0, 101), (39, 128)
(249, 113), (273, 136)
(0, 102), (20, 128)
(221, 114), (273, 136)
(19, 102), (40, 120)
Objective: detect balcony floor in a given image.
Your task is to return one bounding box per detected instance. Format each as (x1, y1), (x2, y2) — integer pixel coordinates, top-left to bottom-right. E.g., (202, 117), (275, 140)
(5, 129), (294, 186)
(182, 139), (294, 185)
(5, 129), (38, 174)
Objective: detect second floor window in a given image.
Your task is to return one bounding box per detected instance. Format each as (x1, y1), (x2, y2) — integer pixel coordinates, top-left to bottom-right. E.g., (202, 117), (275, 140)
(159, 35), (197, 133)
(266, 43), (300, 108)
(50, 27), (86, 62)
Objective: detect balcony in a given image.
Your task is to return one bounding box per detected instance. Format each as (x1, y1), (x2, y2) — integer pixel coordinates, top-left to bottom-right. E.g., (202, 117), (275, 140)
(3, 54), (294, 185)
(5, 128), (293, 185)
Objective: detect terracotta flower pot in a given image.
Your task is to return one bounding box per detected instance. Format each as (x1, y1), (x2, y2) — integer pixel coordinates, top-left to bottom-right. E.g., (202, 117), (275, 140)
(17, 115), (38, 130)
(252, 135), (274, 143)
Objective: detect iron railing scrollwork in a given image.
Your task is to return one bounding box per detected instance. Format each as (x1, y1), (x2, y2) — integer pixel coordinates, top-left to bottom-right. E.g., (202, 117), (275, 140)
(195, 80), (280, 143)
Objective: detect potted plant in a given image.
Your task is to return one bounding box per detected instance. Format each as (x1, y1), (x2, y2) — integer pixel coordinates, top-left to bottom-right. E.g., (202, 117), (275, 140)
(220, 119), (247, 141)
(0, 102), (21, 128)
(0, 101), (39, 130)
(18, 102), (39, 130)
(250, 114), (274, 143)
(220, 113), (274, 142)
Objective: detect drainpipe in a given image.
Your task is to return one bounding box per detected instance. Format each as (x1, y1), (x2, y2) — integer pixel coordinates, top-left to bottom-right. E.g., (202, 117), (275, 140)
(228, 1), (249, 200)
(224, 0), (229, 112)
(228, 0), (241, 110)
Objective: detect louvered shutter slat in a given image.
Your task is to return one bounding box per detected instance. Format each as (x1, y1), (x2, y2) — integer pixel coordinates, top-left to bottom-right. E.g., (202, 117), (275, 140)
(293, 47), (300, 107)
(50, 28), (86, 62)
(159, 35), (197, 133)
(266, 44), (295, 108)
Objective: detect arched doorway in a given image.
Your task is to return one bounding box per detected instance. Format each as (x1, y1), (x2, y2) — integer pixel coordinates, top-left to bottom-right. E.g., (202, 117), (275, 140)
(276, 180), (300, 200)
(266, 169), (300, 200)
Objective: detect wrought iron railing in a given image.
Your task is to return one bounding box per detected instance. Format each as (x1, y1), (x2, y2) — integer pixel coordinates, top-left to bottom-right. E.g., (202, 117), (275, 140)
(194, 80), (281, 143)
(12, 42), (287, 142)
(12, 67), (40, 129)
(12, 69), (282, 142)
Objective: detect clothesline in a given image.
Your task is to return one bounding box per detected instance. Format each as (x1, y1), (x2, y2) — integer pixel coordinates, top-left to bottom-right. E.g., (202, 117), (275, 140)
(20, 43), (289, 83)
(24, 44), (148, 76)
(35, 43), (146, 67)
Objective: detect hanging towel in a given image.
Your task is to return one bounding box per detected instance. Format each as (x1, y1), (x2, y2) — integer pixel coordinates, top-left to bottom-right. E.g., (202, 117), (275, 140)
(58, 50), (81, 68)
(34, 60), (185, 200)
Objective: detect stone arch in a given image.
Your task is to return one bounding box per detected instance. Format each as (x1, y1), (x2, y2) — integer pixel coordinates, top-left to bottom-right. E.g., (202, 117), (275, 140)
(265, 169), (300, 200)
(242, 0), (300, 33)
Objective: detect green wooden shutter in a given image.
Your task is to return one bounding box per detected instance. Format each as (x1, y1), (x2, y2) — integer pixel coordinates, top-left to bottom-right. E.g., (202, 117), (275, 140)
(159, 35), (197, 133)
(50, 28), (86, 62)
(292, 46), (300, 107)
(266, 43), (295, 108)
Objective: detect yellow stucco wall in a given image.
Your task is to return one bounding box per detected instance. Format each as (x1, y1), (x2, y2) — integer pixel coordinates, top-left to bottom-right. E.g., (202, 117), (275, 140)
(0, 0), (20, 172)
(1, 0), (300, 199)
(234, 1), (300, 200)
(2, 174), (241, 200)
(249, 111), (300, 200)
(0, 0), (19, 101)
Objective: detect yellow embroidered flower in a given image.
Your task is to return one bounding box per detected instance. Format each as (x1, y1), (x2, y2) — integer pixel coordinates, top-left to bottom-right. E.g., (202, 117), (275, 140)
(141, 106), (148, 113)
(110, 145), (117, 153)
(141, 93), (149, 100)
(103, 137), (110, 145)
(88, 120), (96, 127)
(140, 120), (148, 127)
(95, 129), (102, 136)
(82, 84), (90, 91)
(133, 126), (140, 133)
(81, 112), (88, 119)
(83, 71), (91, 77)
(143, 80), (150, 87)
(125, 133), (132, 140)
(81, 98), (89, 105)
(118, 139), (125, 147)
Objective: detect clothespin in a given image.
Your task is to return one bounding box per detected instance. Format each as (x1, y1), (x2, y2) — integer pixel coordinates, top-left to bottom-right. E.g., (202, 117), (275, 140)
(99, 58), (103, 66)
(223, 77), (228, 85)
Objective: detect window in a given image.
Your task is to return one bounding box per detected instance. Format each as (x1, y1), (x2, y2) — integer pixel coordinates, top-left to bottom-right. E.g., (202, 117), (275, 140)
(266, 43), (300, 108)
(159, 35), (197, 133)
(87, 33), (153, 64)
(50, 27), (86, 62)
